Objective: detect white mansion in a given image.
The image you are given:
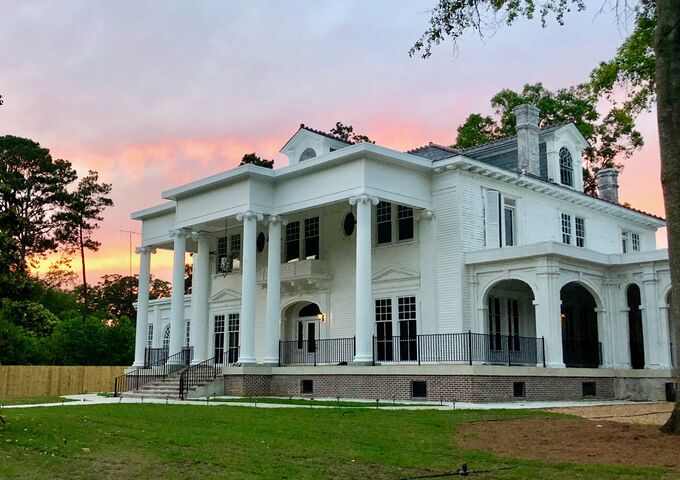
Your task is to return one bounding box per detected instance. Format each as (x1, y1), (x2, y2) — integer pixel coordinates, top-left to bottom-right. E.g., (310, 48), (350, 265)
(125, 105), (676, 402)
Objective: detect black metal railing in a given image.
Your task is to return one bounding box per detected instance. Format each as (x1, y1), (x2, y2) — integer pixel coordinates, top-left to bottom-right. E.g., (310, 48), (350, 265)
(224, 346), (240, 366)
(279, 337), (355, 366)
(562, 338), (602, 368)
(113, 347), (192, 396)
(179, 356), (220, 400)
(373, 332), (545, 367)
(144, 347), (168, 367)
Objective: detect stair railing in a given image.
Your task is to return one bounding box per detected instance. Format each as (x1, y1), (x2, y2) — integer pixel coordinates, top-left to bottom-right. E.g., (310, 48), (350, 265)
(113, 347), (192, 397)
(179, 356), (220, 400)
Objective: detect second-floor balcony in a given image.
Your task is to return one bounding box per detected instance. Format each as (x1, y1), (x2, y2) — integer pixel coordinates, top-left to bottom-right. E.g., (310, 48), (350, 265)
(257, 258), (331, 292)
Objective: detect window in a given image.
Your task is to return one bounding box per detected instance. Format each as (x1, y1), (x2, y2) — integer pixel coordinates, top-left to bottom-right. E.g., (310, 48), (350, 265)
(488, 296), (502, 350)
(397, 205), (414, 241)
(575, 217), (585, 248)
(507, 299), (520, 351)
(301, 379), (314, 394)
(513, 382), (526, 398)
(376, 201), (392, 244)
(304, 217), (320, 259)
(398, 296), (417, 361)
(147, 324), (153, 348)
(227, 313), (239, 364)
(256, 232), (266, 253)
(162, 325), (170, 350)
(582, 382), (597, 397)
(622, 231), (629, 253)
(285, 221), (300, 262)
(216, 233), (241, 273)
(375, 298), (393, 361)
(343, 212), (356, 236)
(559, 147), (573, 187)
(632, 232), (640, 251)
(214, 315), (225, 363)
(185, 321), (191, 347)
(412, 380), (427, 398)
(299, 148), (317, 162)
(561, 213), (572, 245)
(503, 198), (516, 246)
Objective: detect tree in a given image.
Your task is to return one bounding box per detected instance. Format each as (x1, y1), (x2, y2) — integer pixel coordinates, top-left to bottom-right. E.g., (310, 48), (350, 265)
(57, 170), (113, 320)
(184, 263), (193, 295)
(86, 274), (171, 321)
(0, 136), (77, 273)
(329, 122), (374, 143)
(453, 82), (643, 195)
(412, 0), (680, 434)
(240, 153), (274, 169)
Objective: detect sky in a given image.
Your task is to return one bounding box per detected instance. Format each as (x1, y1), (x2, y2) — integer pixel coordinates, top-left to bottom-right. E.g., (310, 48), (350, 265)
(0, 1), (666, 283)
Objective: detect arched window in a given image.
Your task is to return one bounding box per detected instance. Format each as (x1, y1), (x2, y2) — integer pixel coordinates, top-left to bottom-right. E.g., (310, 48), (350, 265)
(299, 148), (317, 162)
(162, 325), (170, 350)
(559, 147), (573, 187)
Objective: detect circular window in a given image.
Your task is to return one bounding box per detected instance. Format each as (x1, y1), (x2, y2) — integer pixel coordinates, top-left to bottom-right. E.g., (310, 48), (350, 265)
(299, 147), (317, 162)
(256, 232), (266, 253)
(343, 212), (356, 236)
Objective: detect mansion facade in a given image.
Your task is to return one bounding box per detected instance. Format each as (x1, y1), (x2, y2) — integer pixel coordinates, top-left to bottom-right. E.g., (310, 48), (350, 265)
(125, 105), (677, 402)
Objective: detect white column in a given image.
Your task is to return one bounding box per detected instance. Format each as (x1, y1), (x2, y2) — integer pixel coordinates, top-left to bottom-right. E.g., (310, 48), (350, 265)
(642, 268), (671, 368)
(168, 228), (190, 362)
(236, 211), (262, 364)
(264, 215), (284, 364)
(418, 210), (436, 334)
(190, 232), (211, 364)
(350, 194), (379, 363)
(534, 262), (565, 368)
(132, 246), (156, 367)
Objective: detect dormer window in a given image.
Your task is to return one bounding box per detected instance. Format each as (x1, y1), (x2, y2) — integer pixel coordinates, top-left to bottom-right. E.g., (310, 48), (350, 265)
(559, 147), (573, 187)
(299, 148), (317, 162)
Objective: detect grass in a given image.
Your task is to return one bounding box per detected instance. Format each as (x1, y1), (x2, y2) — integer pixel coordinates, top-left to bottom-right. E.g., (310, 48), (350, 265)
(0, 396), (77, 406)
(187, 396), (435, 408)
(0, 404), (672, 479)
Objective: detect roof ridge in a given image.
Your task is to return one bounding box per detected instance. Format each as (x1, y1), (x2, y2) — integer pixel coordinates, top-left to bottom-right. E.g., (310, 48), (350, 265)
(299, 124), (354, 145)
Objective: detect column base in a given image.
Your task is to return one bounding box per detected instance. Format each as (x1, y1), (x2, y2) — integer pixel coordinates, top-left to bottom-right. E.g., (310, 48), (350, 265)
(262, 357), (280, 365)
(352, 354), (373, 364)
(237, 356), (257, 364)
(545, 362), (566, 368)
(131, 361), (145, 368)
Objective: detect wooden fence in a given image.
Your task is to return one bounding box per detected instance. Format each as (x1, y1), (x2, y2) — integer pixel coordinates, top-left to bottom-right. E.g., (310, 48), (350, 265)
(0, 366), (126, 399)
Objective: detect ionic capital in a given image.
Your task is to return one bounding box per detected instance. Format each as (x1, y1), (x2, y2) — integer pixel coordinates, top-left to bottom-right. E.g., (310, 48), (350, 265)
(135, 246), (157, 255)
(236, 211), (264, 222)
(191, 231), (210, 241)
(419, 209), (435, 220)
(349, 194), (379, 206)
(266, 214), (288, 226)
(169, 228), (192, 239)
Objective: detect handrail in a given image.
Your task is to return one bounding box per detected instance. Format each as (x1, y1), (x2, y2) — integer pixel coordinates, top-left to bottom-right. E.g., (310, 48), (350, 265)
(179, 356), (220, 400)
(113, 347), (192, 397)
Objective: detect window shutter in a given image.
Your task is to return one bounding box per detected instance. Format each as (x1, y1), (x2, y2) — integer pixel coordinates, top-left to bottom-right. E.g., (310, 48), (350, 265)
(485, 189), (501, 248)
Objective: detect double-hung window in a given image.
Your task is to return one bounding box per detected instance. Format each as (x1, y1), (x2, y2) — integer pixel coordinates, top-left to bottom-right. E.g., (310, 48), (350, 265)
(622, 231), (641, 253)
(304, 217), (320, 259)
(503, 198), (516, 246)
(285, 221), (301, 262)
(632, 232), (640, 251)
(376, 202), (414, 245)
(561, 213), (572, 245)
(375, 298), (393, 361)
(216, 232), (241, 273)
(575, 217), (586, 247)
(285, 216), (320, 262)
(561, 214), (586, 247)
(397, 205), (414, 241)
(147, 324), (153, 348)
(377, 202), (392, 244)
(485, 190), (517, 248)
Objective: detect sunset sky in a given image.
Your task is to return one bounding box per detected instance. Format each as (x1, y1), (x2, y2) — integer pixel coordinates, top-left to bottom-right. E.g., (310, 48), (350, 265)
(0, 1), (666, 283)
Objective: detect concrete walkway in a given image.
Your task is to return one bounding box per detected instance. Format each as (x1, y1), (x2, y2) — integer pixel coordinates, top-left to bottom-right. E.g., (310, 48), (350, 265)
(1, 394), (643, 411)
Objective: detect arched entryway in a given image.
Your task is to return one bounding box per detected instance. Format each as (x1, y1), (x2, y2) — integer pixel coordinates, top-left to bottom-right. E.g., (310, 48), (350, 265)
(281, 301), (324, 363)
(627, 284), (645, 369)
(483, 279), (538, 364)
(561, 282), (600, 368)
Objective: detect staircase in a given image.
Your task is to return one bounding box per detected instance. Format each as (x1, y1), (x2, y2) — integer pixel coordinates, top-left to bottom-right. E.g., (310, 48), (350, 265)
(122, 372), (183, 399)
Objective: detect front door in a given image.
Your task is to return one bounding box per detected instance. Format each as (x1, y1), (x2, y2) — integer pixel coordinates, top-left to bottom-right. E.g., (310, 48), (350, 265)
(296, 317), (318, 356)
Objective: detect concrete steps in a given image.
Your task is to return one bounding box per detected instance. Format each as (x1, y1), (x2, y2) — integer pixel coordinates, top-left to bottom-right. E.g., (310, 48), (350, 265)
(122, 371), (218, 399)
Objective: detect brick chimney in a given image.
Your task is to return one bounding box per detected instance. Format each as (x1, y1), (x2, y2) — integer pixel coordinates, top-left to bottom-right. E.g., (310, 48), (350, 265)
(513, 104), (540, 177)
(596, 168), (619, 203)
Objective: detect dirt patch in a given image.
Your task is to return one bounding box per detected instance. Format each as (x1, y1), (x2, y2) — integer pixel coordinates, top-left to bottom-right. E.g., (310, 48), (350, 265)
(458, 417), (680, 470)
(547, 402), (674, 426)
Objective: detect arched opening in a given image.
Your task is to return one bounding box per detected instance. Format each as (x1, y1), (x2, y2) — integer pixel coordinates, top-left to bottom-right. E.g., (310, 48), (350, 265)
(668, 291), (676, 367)
(484, 279), (537, 364)
(281, 301), (324, 362)
(561, 282), (600, 368)
(627, 284), (645, 369)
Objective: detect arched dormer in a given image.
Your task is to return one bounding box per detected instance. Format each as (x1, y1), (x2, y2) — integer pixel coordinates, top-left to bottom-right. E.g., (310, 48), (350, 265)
(280, 124), (352, 165)
(543, 124), (588, 192)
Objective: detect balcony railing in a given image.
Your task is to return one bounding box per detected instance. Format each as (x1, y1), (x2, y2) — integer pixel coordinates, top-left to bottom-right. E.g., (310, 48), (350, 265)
(374, 332), (545, 367)
(279, 337), (355, 366)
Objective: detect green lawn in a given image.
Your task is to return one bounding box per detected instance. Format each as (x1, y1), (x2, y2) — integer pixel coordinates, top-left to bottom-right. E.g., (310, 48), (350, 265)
(0, 396), (77, 406)
(0, 404), (671, 479)
(188, 396), (434, 408)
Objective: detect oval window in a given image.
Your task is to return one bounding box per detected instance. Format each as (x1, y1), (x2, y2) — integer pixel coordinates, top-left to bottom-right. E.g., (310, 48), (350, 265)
(343, 212), (356, 236)
(256, 232), (266, 253)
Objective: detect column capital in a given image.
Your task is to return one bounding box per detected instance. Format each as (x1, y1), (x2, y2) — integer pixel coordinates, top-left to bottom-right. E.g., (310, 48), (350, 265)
(266, 214), (288, 226)
(191, 230), (211, 241)
(349, 194), (379, 206)
(236, 210), (264, 222)
(135, 245), (157, 255)
(169, 228), (192, 239)
(419, 209), (435, 220)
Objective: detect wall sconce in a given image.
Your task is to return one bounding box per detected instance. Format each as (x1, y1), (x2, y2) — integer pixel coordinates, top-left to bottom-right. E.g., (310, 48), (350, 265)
(317, 313), (326, 323)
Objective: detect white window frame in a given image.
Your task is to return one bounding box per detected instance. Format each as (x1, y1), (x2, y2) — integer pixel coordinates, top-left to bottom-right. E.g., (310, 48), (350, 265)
(484, 189), (519, 248)
(575, 216), (586, 248)
(631, 232), (641, 251)
(285, 215), (321, 262)
(558, 146), (574, 187)
(501, 196), (517, 247)
(375, 202), (416, 246)
(561, 213), (572, 245)
(560, 213), (586, 248)
(147, 324), (153, 349)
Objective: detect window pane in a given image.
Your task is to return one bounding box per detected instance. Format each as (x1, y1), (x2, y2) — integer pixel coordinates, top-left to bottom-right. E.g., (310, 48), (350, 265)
(561, 213), (572, 245)
(304, 217), (320, 259)
(632, 232), (640, 251)
(575, 217), (585, 248)
(377, 202), (392, 244)
(230, 234), (241, 270)
(397, 205), (414, 241)
(217, 236), (228, 273)
(375, 298), (393, 361)
(285, 221), (300, 262)
(504, 207), (514, 246)
(559, 147), (573, 187)
(622, 231), (629, 253)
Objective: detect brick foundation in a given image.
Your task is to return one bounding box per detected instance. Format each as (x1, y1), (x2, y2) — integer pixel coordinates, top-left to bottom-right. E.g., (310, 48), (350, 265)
(224, 373), (624, 402)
